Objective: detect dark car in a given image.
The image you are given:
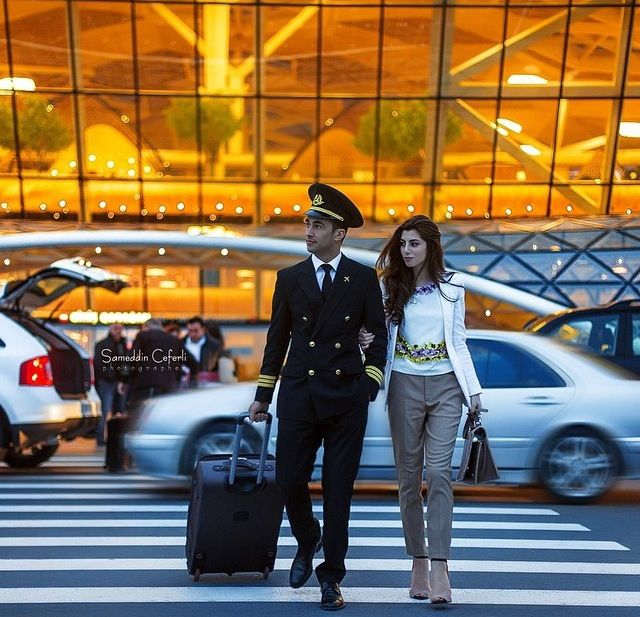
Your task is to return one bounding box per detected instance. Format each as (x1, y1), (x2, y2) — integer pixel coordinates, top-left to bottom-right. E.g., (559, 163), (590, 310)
(526, 300), (640, 376)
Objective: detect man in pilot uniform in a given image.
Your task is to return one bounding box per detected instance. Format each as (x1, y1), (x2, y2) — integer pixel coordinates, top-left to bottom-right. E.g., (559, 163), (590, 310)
(249, 183), (387, 611)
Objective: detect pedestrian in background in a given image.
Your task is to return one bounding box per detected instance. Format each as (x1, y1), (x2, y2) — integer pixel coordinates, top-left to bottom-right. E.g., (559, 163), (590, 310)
(361, 215), (483, 604)
(93, 323), (128, 445)
(183, 316), (236, 383)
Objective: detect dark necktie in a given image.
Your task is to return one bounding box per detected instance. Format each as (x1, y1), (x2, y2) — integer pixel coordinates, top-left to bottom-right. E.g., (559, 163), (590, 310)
(321, 263), (333, 301)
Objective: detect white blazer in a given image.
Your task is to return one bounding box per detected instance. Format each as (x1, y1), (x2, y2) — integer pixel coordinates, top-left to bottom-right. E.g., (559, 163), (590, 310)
(375, 273), (482, 409)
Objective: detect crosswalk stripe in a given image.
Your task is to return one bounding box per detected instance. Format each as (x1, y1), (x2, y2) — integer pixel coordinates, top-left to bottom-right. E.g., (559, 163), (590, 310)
(0, 518), (588, 531)
(0, 536), (625, 550)
(0, 483), (182, 490)
(0, 558), (638, 575)
(0, 502), (559, 516)
(0, 587), (638, 606)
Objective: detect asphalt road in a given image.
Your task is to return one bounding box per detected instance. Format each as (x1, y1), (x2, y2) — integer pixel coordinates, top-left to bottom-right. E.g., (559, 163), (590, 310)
(0, 452), (639, 617)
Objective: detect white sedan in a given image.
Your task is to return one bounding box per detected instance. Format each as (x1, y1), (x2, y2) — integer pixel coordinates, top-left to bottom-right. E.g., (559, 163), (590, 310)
(127, 330), (640, 502)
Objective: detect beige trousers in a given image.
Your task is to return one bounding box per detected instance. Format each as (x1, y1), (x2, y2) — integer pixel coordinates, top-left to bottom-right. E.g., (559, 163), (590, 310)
(387, 370), (463, 559)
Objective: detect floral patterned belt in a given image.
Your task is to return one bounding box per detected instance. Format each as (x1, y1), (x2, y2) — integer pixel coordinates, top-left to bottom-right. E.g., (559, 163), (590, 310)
(394, 334), (449, 364)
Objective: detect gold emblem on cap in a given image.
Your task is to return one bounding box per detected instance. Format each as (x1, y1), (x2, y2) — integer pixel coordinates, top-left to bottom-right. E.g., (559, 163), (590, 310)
(312, 194), (325, 206)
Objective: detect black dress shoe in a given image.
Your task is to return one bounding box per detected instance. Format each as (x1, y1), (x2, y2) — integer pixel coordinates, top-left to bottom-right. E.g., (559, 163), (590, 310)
(289, 519), (322, 589)
(320, 582), (345, 611)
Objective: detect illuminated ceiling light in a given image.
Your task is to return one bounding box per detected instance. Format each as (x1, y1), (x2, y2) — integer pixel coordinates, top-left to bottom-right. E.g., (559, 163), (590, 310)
(505, 208), (512, 216)
(619, 122), (640, 138)
(39, 203), (47, 211)
(209, 214), (217, 221)
(62, 208), (69, 214)
(88, 154), (96, 162)
(95, 246), (102, 254)
(324, 117), (334, 127)
(107, 212), (115, 219)
(53, 212), (60, 219)
(484, 177), (492, 184)
(484, 212), (491, 219)
(532, 244), (538, 251)
(237, 270), (255, 278)
(274, 207), (282, 215)
(215, 202), (224, 211)
(484, 309), (492, 317)
(157, 213), (164, 220)
(68, 160), (77, 168)
(613, 265), (628, 275)
(163, 161), (170, 168)
(158, 247), (166, 256)
(50, 169), (58, 176)
(629, 171), (638, 180)
(497, 118), (523, 133)
(58, 200), (66, 207)
(496, 127), (508, 137)
(516, 170), (527, 182)
(127, 169), (136, 177)
(235, 206), (244, 214)
(526, 203), (534, 212)
(626, 208), (633, 215)
(159, 280), (177, 289)
(176, 202), (185, 211)
(158, 205), (167, 213)
(0, 76), (36, 91)
(1, 202), (7, 209)
(141, 209), (148, 216)
(407, 204), (415, 213)
(281, 163), (289, 170)
(388, 208), (396, 216)
(156, 171), (164, 178)
(144, 165), (152, 174)
(447, 204), (454, 212)
(566, 204), (573, 212)
(146, 268), (167, 277)
(221, 248), (229, 256)
(120, 114), (130, 123)
(127, 157), (135, 165)
(465, 208), (473, 216)
(470, 245), (476, 253)
(293, 203), (301, 212)
(445, 212), (452, 219)
(45, 104), (53, 113)
(520, 144), (541, 156)
(99, 200), (107, 208)
(507, 74), (547, 85)
(119, 204), (127, 212)
(106, 160), (115, 169)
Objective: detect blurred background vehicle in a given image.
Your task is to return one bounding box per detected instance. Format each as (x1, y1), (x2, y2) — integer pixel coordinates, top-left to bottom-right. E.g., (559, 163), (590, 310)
(0, 258), (127, 467)
(128, 330), (640, 503)
(527, 300), (640, 376)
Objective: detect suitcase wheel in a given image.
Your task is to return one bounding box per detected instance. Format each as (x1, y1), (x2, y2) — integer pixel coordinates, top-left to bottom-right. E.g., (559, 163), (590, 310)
(193, 568), (201, 582)
(262, 567), (270, 580)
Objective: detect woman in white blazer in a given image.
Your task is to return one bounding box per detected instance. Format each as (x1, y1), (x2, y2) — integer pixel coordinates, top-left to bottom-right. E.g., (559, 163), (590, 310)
(361, 215), (482, 604)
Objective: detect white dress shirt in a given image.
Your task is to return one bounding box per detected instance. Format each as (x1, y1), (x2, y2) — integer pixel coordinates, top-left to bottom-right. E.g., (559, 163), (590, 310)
(311, 253), (342, 291)
(185, 336), (206, 363)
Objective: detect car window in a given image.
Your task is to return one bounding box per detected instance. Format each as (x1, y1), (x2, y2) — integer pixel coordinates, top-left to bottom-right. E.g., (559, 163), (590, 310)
(632, 315), (640, 357)
(545, 314), (620, 357)
(468, 339), (565, 389)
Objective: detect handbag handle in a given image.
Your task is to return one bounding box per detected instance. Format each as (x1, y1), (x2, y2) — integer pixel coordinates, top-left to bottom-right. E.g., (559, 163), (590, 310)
(463, 407), (488, 439)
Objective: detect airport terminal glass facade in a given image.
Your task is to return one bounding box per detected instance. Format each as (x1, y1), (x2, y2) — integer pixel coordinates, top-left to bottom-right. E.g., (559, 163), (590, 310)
(0, 0), (639, 225)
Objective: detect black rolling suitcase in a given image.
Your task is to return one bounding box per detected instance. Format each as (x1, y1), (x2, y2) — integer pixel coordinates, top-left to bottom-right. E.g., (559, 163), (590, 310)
(105, 414), (128, 471)
(186, 411), (284, 581)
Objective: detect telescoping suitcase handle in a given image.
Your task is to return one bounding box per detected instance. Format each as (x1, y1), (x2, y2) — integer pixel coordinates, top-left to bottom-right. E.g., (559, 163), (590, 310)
(228, 411), (273, 486)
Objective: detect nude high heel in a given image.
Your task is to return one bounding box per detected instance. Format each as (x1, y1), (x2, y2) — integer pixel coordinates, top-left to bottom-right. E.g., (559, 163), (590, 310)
(429, 559), (452, 604)
(409, 557), (430, 600)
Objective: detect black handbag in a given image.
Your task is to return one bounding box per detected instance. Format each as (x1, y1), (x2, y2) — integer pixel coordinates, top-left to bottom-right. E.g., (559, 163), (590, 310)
(456, 409), (500, 484)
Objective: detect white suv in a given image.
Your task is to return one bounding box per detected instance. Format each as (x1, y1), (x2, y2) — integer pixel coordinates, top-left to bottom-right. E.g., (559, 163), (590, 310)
(0, 258), (127, 467)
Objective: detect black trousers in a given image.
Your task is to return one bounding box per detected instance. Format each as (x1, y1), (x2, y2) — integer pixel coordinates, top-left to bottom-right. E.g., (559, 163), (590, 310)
(276, 400), (368, 584)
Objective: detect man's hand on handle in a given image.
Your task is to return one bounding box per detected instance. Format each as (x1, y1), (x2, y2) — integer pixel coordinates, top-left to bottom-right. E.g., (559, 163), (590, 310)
(249, 400), (270, 422)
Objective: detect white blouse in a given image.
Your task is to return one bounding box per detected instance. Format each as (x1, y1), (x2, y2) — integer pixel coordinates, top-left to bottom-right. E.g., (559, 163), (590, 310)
(392, 286), (454, 376)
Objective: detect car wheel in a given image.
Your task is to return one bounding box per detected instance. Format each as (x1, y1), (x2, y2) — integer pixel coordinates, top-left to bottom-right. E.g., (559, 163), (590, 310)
(188, 421), (262, 470)
(538, 429), (619, 503)
(3, 443), (60, 468)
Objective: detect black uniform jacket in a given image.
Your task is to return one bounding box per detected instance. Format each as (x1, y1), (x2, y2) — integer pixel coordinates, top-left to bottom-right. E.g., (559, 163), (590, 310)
(255, 255), (387, 421)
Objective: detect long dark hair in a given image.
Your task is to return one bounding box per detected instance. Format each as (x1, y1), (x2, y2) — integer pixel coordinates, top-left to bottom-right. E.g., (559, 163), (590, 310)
(376, 215), (455, 325)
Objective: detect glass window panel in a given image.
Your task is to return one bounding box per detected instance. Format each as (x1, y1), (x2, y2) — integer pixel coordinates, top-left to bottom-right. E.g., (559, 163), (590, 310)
(549, 185), (603, 216)
(202, 182), (255, 224)
(84, 179), (141, 222)
(9, 93), (77, 179)
(615, 99), (640, 184)
(261, 183), (309, 224)
(441, 99), (497, 183)
(146, 266), (201, 318)
(564, 7), (626, 91)
(610, 184), (640, 215)
(590, 250), (640, 281)
(262, 6), (317, 96)
(442, 8), (506, 98)
(0, 179), (20, 216)
(203, 266), (255, 320)
(141, 180), (199, 223)
(435, 184), (490, 222)
(502, 7), (565, 99)
(381, 8), (437, 96)
(76, 1), (134, 91)
(21, 178), (79, 221)
(374, 100), (434, 181)
(560, 284), (620, 306)
(490, 184), (550, 218)
(0, 4), (8, 77)
(260, 270), (277, 320)
(135, 3), (196, 93)
(553, 100), (613, 183)
(200, 4), (256, 95)
(374, 185), (425, 224)
(0, 97), (16, 174)
(8, 1), (71, 89)
(263, 98), (317, 182)
(320, 99), (375, 181)
(201, 97), (254, 180)
(625, 9), (640, 94)
(80, 94), (139, 180)
(141, 95), (198, 179)
(321, 8), (381, 96)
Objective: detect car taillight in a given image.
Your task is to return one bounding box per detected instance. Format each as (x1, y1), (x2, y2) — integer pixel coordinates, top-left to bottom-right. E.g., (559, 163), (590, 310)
(19, 356), (54, 387)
